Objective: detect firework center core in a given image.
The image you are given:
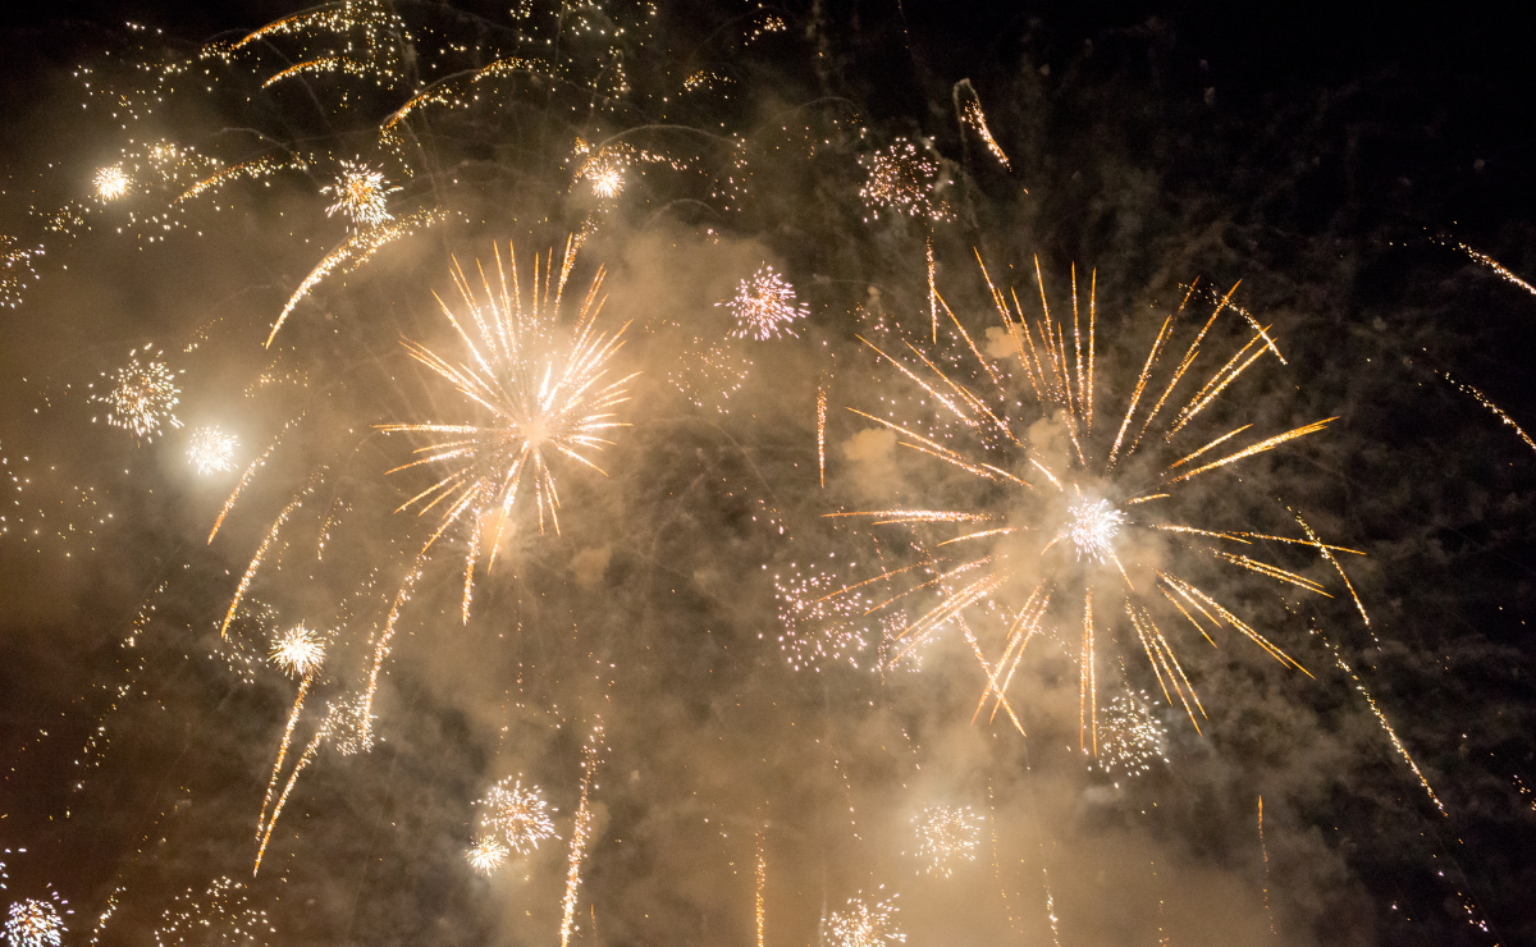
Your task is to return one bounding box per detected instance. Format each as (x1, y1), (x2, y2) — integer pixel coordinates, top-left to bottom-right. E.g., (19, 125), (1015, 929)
(1066, 495), (1126, 563)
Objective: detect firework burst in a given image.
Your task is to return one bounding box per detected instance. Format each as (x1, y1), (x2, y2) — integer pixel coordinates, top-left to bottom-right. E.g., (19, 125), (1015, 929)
(380, 239), (636, 621)
(479, 777), (557, 855)
(269, 623), (326, 678)
(465, 837), (509, 875)
(913, 805), (982, 877)
(823, 890), (905, 947)
(829, 256), (1351, 749)
(1094, 690), (1168, 779)
(720, 265), (809, 340)
(321, 160), (398, 230)
(3, 900), (64, 947)
(94, 165), (130, 201)
(92, 348), (183, 441)
(187, 426), (239, 475)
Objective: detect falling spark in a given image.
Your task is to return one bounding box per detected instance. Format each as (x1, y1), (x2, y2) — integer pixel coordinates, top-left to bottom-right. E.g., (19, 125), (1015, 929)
(187, 426), (239, 475)
(1093, 690), (1168, 779)
(1443, 372), (1536, 455)
(92, 349), (183, 441)
(754, 827), (766, 947)
(94, 165), (130, 201)
(1449, 240), (1536, 298)
(321, 160), (398, 230)
(466, 837), (509, 875)
(1328, 639), (1445, 815)
(719, 265), (809, 340)
(1259, 796), (1276, 936)
(858, 139), (951, 221)
(954, 80), (1011, 171)
(379, 239), (635, 620)
(817, 387), (828, 487)
(913, 805), (982, 877)
(219, 494), (305, 638)
(560, 722), (605, 947)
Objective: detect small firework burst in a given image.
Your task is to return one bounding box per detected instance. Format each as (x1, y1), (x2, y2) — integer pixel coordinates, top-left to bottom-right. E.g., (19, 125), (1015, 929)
(269, 624), (326, 678)
(480, 778), (557, 855)
(823, 890), (905, 947)
(92, 348), (183, 441)
(858, 139), (950, 221)
(1064, 495), (1126, 562)
(465, 836), (510, 875)
(719, 265), (808, 340)
(912, 805), (982, 877)
(1094, 690), (1168, 779)
(321, 160), (397, 230)
(187, 426), (239, 475)
(325, 694), (374, 756)
(4, 900), (65, 947)
(94, 165), (130, 201)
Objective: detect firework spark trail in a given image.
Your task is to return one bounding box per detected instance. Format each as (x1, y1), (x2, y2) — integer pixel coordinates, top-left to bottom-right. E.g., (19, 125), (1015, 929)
(754, 826), (766, 947)
(266, 208), (444, 346)
(1443, 372), (1536, 455)
(358, 556), (424, 740)
(175, 155), (306, 205)
(379, 239), (635, 619)
(560, 722), (605, 947)
(257, 672), (312, 839)
(1327, 639), (1446, 815)
(1259, 796), (1276, 936)
(208, 414), (304, 544)
(261, 55), (371, 89)
(254, 725), (327, 875)
(381, 58), (547, 141)
(1447, 240), (1536, 298)
(1292, 510), (1372, 632)
(828, 251), (1341, 741)
(953, 79), (1011, 171)
(817, 387), (828, 487)
(218, 492), (306, 638)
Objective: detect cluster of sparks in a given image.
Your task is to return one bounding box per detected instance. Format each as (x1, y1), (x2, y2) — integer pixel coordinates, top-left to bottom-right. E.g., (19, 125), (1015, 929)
(381, 240), (635, 621)
(152, 879), (273, 947)
(823, 890), (905, 947)
(2, 900), (65, 947)
(92, 349), (183, 440)
(559, 723), (605, 947)
(187, 426), (239, 475)
(93, 165), (131, 201)
(477, 778), (557, 860)
(858, 139), (951, 221)
(321, 160), (398, 230)
(913, 805), (982, 877)
(720, 265), (809, 340)
(1093, 690), (1169, 779)
(269, 623), (326, 678)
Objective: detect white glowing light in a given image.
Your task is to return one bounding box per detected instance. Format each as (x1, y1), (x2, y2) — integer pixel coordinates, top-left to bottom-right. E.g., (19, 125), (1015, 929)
(1066, 496), (1125, 562)
(187, 426), (239, 475)
(95, 165), (130, 201)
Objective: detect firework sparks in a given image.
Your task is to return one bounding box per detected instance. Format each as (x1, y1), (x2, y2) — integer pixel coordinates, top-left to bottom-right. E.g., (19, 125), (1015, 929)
(321, 160), (398, 230)
(269, 623), (326, 678)
(954, 80), (1011, 171)
(913, 805), (982, 877)
(829, 253), (1341, 747)
(92, 348), (183, 441)
(1444, 372), (1536, 455)
(380, 239), (635, 620)
(187, 426), (239, 475)
(719, 265), (809, 340)
(1447, 240), (1536, 298)
(858, 139), (951, 221)
(1093, 690), (1168, 779)
(466, 837), (509, 875)
(560, 722), (605, 947)
(3, 901), (64, 947)
(94, 165), (130, 201)
(479, 778), (557, 855)
(153, 878), (273, 947)
(823, 890), (905, 947)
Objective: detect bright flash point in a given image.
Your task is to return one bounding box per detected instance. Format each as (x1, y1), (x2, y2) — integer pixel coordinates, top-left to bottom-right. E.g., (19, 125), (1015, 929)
(187, 426), (239, 475)
(269, 624), (326, 678)
(4, 900), (64, 947)
(466, 836), (509, 875)
(1066, 496), (1125, 562)
(95, 165), (130, 201)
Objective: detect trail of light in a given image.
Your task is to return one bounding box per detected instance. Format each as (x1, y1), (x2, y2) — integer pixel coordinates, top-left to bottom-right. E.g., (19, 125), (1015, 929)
(560, 722), (605, 947)
(754, 827), (766, 947)
(817, 387), (827, 488)
(208, 414), (303, 544)
(1328, 641), (1445, 815)
(359, 557), (424, 739)
(219, 495), (303, 638)
(258, 672), (312, 839)
(1259, 796), (1275, 936)
(254, 726), (326, 876)
(1443, 373), (1536, 455)
(1451, 241), (1536, 297)
(1163, 418), (1336, 485)
(1291, 511), (1371, 630)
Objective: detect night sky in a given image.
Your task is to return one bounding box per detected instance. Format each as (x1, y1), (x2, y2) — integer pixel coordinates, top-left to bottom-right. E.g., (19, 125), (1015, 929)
(3, 2), (1535, 946)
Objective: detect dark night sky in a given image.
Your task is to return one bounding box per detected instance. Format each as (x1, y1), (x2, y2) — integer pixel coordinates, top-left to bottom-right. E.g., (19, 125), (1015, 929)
(3, 3), (1535, 946)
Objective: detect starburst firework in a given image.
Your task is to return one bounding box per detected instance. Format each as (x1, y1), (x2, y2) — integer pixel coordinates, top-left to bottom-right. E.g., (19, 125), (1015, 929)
(720, 265), (808, 340)
(823, 890), (905, 947)
(3, 900), (64, 947)
(465, 836), (509, 875)
(381, 239), (635, 620)
(479, 778), (557, 855)
(1094, 690), (1168, 778)
(830, 256), (1353, 750)
(913, 805), (982, 877)
(94, 165), (130, 201)
(269, 623), (326, 678)
(93, 349), (183, 441)
(187, 426), (239, 475)
(321, 160), (398, 230)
